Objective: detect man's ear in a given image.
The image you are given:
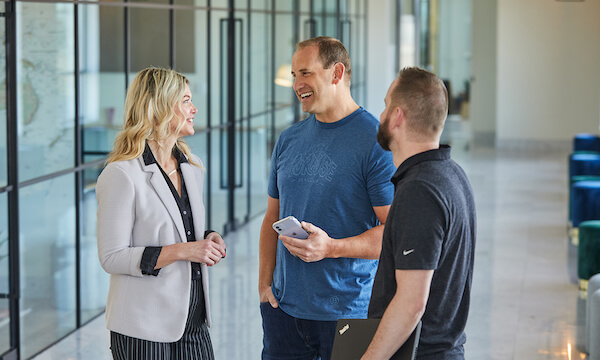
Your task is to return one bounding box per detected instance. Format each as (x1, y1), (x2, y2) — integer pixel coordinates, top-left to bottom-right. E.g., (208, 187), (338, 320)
(389, 106), (405, 130)
(332, 63), (345, 85)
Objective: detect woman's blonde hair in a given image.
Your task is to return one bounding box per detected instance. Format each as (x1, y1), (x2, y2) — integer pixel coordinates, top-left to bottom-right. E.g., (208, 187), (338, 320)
(106, 67), (199, 166)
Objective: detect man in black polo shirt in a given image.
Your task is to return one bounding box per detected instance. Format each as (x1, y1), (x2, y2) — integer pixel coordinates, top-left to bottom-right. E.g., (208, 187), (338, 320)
(361, 67), (476, 360)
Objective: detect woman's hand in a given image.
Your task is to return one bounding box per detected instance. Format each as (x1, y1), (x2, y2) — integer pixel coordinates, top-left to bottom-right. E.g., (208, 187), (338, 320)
(186, 232), (227, 266)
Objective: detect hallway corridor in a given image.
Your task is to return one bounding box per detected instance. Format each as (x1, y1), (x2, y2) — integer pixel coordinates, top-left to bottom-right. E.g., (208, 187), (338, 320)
(33, 141), (584, 360)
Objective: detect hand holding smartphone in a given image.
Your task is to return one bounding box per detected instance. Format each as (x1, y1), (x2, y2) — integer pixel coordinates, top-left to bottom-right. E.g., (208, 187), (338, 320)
(272, 216), (309, 239)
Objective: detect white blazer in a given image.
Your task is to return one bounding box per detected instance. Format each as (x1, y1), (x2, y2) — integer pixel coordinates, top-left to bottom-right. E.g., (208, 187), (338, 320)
(96, 153), (211, 343)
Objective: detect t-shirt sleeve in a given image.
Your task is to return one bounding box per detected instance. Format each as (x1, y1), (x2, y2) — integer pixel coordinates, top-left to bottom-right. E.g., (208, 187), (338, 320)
(267, 139), (281, 199)
(366, 143), (397, 207)
(388, 180), (447, 270)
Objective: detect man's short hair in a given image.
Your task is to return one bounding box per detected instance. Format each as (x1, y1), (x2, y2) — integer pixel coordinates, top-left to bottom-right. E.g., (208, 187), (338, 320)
(297, 36), (352, 86)
(391, 67), (448, 139)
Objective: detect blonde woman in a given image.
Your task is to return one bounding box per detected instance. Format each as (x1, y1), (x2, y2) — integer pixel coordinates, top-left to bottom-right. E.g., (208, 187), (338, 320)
(96, 67), (226, 360)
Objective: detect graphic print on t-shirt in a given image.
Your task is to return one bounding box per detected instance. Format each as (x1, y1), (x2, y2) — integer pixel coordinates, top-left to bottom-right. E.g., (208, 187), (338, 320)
(290, 146), (338, 183)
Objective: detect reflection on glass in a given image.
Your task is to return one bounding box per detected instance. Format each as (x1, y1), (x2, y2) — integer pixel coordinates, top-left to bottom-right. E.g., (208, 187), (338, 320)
(274, 15), (294, 107)
(16, 3), (75, 182)
(130, 8), (170, 72)
(248, 11), (271, 115)
(211, 0), (229, 8)
(314, 0), (337, 37)
(80, 165), (108, 324)
(234, 120), (249, 224)
(209, 130), (228, 234)
(19, 175), (76, 359)
(175, 0), (206, 5)
(0, 11), (6, 187)
(248, 115), (268, 218)
(274, 108), (295, 142)
(81, 4), (126, 160)
(419, 0), (430, 69)
(0, 193), (10, 355)
(437, 0), (471, 119)
(250, 0), (268, 11)
(400, 0), (417, 69)
(210, 10), (228, 130)
(179, 9), (208, 130)
(184, 132), (212, 225)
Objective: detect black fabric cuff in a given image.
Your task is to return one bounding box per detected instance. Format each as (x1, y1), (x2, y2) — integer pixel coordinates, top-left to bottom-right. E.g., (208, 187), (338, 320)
(203, 230), (215, 239)
(141, 246), (162, 276)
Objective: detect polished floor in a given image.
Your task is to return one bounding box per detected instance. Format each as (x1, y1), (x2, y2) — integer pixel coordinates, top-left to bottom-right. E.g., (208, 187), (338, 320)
(32, 132), (587, 359)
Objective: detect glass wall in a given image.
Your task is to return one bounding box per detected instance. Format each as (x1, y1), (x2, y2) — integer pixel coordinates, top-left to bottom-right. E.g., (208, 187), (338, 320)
(0, 1), (6, 190)
(16, 3), (76, 182)
(19, 175), (76, 360)
(0, 0), (369, 358)
(0, 193), (9, 356)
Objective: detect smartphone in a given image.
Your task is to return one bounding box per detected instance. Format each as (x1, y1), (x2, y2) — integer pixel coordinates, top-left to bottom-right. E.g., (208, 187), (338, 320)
(272, 216), (309, 239)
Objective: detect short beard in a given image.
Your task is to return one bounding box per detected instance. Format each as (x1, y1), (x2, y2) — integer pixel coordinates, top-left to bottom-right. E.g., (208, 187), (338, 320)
(377, 119), (392, 152)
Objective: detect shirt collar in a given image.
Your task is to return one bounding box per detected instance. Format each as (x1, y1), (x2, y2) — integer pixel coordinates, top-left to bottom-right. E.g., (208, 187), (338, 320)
(143, 142), (189, 166)
(391, 145), (452, 185)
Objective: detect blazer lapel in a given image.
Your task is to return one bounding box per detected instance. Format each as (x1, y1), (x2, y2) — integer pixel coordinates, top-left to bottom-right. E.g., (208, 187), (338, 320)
(138, 157), (187, 242)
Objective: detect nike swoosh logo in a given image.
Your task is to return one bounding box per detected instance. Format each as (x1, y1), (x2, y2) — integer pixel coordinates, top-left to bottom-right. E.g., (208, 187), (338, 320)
(403, 249), (415, 256)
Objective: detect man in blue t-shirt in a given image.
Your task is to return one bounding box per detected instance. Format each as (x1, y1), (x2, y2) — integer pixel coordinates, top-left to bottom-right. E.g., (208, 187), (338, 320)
(259, 37), (396, 360)
(362, 68), (476, 360)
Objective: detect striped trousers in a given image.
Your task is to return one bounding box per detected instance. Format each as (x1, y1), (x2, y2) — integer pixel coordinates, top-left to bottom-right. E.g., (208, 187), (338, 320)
(110, 279), (214, 360)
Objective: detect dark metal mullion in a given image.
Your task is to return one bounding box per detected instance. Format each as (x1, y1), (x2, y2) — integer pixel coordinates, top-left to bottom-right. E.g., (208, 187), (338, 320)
(73, 1), (83, 330)
(235, 18), (243, 189)
(310, 0), (315, 38)
(269, 0), (275, 154)
(169, 0), (175, 69)
(336, 0), (341, 39)
(396, 0), (401, 72)
(124, 0), (130, 86)
(226, 0), (235, 233)
(206, 0), (212, 231)
(219, 18), (226, 190)
(5, 0), (20, 354)
(246, 0), (251, 221)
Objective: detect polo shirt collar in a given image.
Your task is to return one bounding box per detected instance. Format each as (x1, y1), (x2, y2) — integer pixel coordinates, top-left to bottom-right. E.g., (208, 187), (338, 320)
(391, 145), (451, 185)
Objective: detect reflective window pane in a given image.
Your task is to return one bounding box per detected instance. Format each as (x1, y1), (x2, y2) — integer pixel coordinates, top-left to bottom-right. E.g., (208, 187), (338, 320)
(274, 14), (294, 107)
(174, 6), (196, 74)
(80, 165), (108, 324)
(210, 9), (228, 130)
(17, 3), (75, 182)
(248, 115), (268, 218)
(211, 130), (228, 233)
(130, 8), (170, 72)
(250, 11), (272, 116)
(211, 0), (229, 8)
(0, 193), (10, 355)
(82, 4), (126, 161)
(180, 9), (208, 130)
(19, 175), (76, 359)
(0, 7), (6, 188)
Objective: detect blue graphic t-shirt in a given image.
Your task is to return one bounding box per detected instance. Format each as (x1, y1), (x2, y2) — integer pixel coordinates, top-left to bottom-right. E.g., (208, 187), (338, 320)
(268, 107), (396, 321)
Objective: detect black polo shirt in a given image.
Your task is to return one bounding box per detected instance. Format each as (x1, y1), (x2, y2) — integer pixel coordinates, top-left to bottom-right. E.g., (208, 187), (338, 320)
(368, 145), (476, 360)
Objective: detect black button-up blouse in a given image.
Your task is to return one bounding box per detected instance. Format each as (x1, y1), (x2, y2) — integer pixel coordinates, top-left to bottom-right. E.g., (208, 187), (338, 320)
(139, 143), (211, 283)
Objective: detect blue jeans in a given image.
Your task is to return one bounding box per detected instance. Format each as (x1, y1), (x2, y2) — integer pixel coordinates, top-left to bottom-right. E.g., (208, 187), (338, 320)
(260, 302), (338, 360)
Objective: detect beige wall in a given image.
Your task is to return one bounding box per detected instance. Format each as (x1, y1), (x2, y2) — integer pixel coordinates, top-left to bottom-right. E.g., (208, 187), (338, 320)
(471, 0), (497, 142)
(366, 0), (397, 118)
(496, 0), (600, 142)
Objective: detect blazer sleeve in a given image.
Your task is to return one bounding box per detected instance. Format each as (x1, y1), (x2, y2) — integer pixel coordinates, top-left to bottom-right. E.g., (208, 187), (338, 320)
(96, 163), (145, 277)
